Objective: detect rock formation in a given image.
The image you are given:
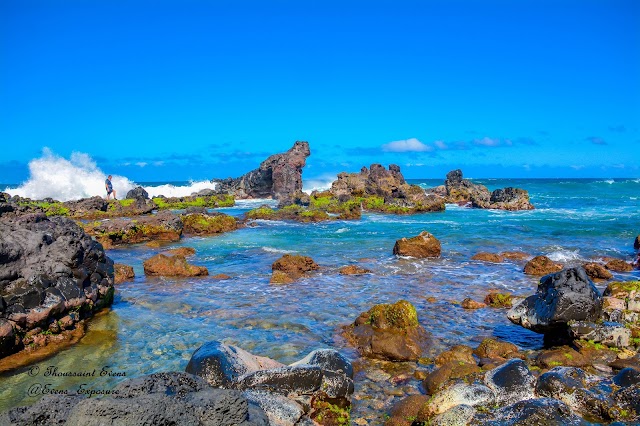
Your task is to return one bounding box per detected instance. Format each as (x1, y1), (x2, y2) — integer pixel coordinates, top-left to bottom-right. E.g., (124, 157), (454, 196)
(326, 164), (444, 213)
(0, 213), (114, 359)
(270, 254), (319, 284)
(215, 141), (311, 200)
(439, 169), (534, 210)
(393, 231), (441, 258)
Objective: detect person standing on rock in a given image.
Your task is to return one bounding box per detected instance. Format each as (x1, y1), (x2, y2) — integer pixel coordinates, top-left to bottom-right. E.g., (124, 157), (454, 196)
(105, 175), (117, 200)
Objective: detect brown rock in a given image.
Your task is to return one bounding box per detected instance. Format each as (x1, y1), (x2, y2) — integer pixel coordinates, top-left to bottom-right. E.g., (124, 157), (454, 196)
(523, 255), (563, 276)
(435, 345), (475, 366)
(83, 210), (183, 247)
(473, 338), (519, 359)
(385, 395), (431, 426)
(501, 251), (530, 261)
(339, 265), (372, 275)
(536, 346), (590, 368)
(0, 319), (16, 358)
(471, 252), (504, 263)
(163, 247), (196, 257)
(211, 274), (231, 280)
(393, 231), (441, 258)
(583, 262), (613, 281)
(270, 254), (319, 283)
(423, 361), (481, 395)
(605, 259), (634, 272)
(343, 300), (433, 361)
(114, 263), (135, 284)
(609, 354), (640, 371)
(461, 298), (486, 309)
(143, 254), (208, 277)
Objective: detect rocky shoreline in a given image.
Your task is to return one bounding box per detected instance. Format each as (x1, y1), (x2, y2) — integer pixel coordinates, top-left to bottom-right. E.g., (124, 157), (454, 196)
(1, 144), (639, 425)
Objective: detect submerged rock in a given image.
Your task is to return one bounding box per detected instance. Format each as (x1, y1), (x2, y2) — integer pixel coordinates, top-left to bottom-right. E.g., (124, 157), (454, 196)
(461, 298), (486, 309)
(425, 383), (495, 416)
(471, 252), (504, 263)
(507, 267), (602, 334)
(481, 398), (589, 425)
(143, 253), (208, 277)
(484, 359), (536, 405)
(393, 231), (441, 258)
(338, 265), (372, 275)
(270, 254), (319, 284)
(214, 141), (311, 200)
(342, 300), (433, 361)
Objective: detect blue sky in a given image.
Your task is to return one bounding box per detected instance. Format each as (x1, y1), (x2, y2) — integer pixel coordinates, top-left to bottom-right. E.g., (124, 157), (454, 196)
(1, 0), (639, 183)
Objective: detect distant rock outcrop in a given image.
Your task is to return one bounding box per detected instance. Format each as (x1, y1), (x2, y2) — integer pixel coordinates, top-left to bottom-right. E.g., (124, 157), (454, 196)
(326, 164), (444, 213)
(440, 169), (534, 210)
(215, 141), (311, 200)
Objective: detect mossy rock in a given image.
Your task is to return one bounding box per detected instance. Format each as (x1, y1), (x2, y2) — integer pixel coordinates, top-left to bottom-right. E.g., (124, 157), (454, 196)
(604, 281), (640, 298)
(311, 398), (351, 426)
(182, 213), (237, 235)
(484, 292), (513, 308)
(366, 300), (419, 329)
(152, 194), (234, 210)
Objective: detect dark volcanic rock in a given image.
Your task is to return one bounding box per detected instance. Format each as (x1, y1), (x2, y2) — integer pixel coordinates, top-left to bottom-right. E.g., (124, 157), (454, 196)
(214, 141), (310, 200)
(444, 169), (534, 210)
(1, 372), (269, 426)
(484, 359), (536, 405)
(635, 235), (640, 250)
(507, 267), (602, 334)
(126, 186), (149, 200)
(0, 213), (114, 358)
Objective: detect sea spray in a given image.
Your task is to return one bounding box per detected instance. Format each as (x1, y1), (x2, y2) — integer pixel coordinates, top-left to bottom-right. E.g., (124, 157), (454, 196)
(5, 148), (136, 201)
(4, 149), (219, 201)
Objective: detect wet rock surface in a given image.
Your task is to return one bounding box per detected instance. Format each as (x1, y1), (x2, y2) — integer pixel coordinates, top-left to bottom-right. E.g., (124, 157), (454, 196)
(507, 267), (602, 334)
(270, 254), (319, 284)
(392, 231), (441, 258)
(343, 300), (434, 362)
(443, 169), (534, 210)
(186, 342), (354, 425)
(0, 213), (114, 358)
(143, 252), (208, 277)
(0, 372), (269, 426)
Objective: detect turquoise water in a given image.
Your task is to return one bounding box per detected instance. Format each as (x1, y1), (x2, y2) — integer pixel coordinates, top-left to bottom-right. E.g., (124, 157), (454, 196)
(1, 178), (639, 422)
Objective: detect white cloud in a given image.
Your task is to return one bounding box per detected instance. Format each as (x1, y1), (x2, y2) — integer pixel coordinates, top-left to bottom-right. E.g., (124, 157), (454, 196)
(382, 138), (433, 152)
(153, 161), (164, 166)
(474, 137), (502, 147)
(570, 165), (585, 170)
(434, 140), (448, 150)
(135, 162), (147, 168)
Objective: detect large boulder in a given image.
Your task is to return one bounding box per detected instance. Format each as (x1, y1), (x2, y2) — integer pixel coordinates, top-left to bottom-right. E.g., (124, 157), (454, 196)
(393, 231), (441, 258)
(0, 213), (114, 358)
(507, 267), (602, 334)
(342, 300), (433, 361)
(214, 141), (311, 200)
(186, 342), (354, 425)
(0, 372), (269, 426)
(126, 186), (149, 200)
(182, 213), (238, 236)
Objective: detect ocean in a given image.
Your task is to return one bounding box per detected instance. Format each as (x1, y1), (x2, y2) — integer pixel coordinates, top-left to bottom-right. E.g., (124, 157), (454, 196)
(1, 177), (639, 423)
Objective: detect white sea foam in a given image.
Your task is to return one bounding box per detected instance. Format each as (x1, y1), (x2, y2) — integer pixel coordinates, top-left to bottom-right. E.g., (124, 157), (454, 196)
(335, 227), (349, 233)
(302, 174), (337, 194)
(546, 249), (582, 262)
(5, 148), (136, 201)
(261, 246), (294, 254)
(145, 181), (216, 198)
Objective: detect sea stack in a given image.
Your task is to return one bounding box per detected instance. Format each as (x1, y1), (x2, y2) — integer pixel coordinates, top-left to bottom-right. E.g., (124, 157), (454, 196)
(214, 141), (311, 200)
